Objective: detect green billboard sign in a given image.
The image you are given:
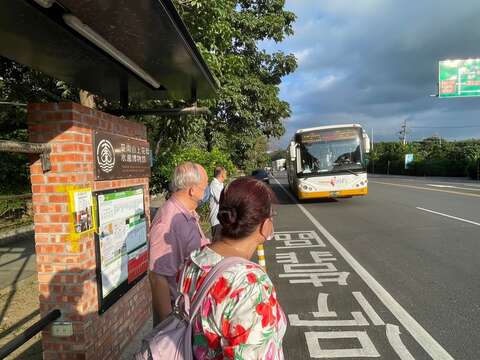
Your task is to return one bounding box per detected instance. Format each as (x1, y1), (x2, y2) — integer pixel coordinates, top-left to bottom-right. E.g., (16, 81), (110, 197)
(439, 59), (480, 98)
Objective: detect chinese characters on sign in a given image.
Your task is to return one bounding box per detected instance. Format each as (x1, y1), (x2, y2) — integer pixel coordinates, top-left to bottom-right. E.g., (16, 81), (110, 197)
(273, 230), (418, 358)
(439, 59), (480, 98)
(93, 131), (151, 180)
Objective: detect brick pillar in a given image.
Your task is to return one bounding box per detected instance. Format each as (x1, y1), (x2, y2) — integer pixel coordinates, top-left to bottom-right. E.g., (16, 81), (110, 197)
(28, 103), (151, 360)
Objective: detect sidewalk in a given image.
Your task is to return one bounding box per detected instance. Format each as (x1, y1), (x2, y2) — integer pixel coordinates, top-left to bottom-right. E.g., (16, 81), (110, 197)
(120, 317), (153, 359)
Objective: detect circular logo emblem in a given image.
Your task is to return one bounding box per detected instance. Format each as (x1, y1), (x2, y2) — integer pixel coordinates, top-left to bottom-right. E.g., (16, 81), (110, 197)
(96, 139), (115, 173)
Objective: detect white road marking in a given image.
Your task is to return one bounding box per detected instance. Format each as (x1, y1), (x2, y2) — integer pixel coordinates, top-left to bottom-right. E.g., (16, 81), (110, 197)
(386, 324), (416, 360)
(305, 331), (380, 358)
(370, 180), (480, 198)
(312, 292), (337, 317)
(427, 184), (480, 191)
(416, 207), (480, 227)
(352, 291), (385, 326)
(370, 175), (480, 188)
(289, 311), (369, 327)
(273, 177), (454, 360)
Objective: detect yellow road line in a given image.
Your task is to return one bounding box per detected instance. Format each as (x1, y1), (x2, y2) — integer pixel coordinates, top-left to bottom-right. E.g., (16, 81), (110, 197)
(370, 180), (480, 199)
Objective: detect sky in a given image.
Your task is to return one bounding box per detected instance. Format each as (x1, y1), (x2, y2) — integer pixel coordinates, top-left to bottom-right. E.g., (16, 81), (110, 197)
(264, 0), (480, 150)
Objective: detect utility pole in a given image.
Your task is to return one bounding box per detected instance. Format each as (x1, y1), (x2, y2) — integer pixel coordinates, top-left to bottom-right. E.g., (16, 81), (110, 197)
(371, 128), (374, 151)
(371, 128), (374, 174)
(399, 120), (407, 145)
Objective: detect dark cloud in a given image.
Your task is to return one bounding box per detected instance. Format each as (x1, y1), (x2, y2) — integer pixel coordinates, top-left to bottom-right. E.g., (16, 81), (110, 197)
(265, 0), (480, 149)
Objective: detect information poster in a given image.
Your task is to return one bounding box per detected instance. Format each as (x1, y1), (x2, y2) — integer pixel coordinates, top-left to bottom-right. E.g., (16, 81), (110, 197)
(67, 188), (95, 234)
(94, 186), (148, 313)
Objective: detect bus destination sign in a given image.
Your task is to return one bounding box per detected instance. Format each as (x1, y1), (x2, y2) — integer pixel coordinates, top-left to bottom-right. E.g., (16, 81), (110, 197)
(299, 128), (358, 143)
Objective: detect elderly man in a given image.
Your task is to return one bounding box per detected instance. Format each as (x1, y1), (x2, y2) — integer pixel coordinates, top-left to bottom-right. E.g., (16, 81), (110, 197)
(149, 161), (210, 324)
(208, 166), (227, 241)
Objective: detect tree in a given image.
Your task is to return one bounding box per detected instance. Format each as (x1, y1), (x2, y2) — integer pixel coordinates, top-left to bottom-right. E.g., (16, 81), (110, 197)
(270, 149), (286, 161)
(242, 135), (270, 174)
(173, 0), (297, 163)
(0, 1), (297, 192)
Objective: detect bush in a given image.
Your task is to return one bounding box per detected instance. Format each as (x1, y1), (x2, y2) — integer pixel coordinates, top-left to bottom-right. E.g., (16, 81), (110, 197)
(467, 160), (480, 180)
(406, 159), (468, 177)
(151, 146), (236, 194)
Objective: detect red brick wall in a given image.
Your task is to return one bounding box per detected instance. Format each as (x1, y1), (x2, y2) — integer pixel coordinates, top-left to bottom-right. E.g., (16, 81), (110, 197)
(28, 103), (151, 360)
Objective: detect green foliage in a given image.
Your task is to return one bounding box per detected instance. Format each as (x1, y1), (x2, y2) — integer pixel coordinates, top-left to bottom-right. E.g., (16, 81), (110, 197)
(172, 0), (297, 165)
(151, 146), (236, 193)
(242, 135), (270, 174)
(369, 138), (480, 179)
(0, 57), (79, 196)
(467, 160), (480, 180)
(0, 198), (26, 219)
(0, 1), (296, 195)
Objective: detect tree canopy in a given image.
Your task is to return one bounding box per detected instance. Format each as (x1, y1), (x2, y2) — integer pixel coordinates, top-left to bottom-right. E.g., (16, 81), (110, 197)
(0, 0), (297, 193)
(369, 139), (480, 179)
(171, 0), (297, 164)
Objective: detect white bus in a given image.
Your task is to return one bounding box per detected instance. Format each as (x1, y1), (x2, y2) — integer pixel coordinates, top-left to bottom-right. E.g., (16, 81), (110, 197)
(286, 124), (370, 200)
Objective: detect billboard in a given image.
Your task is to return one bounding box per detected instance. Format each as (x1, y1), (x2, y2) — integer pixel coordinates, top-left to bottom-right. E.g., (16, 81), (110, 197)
(94, 186), (148, 314)
(439, 59), (480, 98)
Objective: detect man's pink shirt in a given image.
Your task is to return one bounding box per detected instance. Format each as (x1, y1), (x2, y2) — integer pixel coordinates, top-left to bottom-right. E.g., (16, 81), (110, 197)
(149, 195), (210, 299)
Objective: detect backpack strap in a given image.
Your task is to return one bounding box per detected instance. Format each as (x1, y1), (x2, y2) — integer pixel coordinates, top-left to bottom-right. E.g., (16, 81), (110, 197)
(188, 256), (251, 323)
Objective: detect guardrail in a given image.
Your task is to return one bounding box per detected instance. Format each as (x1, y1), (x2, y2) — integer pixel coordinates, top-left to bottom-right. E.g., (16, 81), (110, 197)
(0, 194), (32, 201)
(0, 309), (61, 359)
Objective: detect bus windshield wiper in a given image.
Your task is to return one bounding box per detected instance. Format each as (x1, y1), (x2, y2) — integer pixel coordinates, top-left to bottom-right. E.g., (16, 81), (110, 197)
(345, 169), (359, 176)
(332, 168), (359, 176)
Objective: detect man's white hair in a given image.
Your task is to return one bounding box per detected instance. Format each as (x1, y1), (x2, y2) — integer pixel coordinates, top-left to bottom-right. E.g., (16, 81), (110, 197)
(169, 161), (201, 192)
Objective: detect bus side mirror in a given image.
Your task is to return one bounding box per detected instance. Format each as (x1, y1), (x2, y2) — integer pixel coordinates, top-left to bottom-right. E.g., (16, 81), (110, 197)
(289, 142), (296, 160)
(363, 133), (371, 153)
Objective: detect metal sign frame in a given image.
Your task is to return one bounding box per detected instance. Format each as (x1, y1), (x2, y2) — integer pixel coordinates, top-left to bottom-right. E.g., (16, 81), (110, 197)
(93, 185), (148, 314)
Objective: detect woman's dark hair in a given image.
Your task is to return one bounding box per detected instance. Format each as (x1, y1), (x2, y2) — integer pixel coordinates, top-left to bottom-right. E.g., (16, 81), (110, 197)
(218, 177), (276, 239)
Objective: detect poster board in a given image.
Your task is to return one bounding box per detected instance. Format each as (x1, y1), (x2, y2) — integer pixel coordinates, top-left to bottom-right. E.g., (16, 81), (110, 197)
(67, 187), (95, 252)
(94, 185), (148, 314)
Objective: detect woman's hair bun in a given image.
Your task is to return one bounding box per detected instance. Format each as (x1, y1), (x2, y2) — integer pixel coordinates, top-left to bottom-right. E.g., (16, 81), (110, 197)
(218, 208), (237, 225)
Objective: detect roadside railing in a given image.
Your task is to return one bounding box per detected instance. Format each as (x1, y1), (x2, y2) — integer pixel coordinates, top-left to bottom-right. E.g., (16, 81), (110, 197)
(0, 309), (61, 359)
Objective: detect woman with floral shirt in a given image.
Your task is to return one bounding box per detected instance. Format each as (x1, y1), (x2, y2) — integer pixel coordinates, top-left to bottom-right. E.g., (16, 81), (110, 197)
(177, 177), (286, 359)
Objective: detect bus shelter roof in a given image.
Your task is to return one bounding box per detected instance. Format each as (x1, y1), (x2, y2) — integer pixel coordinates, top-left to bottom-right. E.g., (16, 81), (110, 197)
(0, 0), (217, 102)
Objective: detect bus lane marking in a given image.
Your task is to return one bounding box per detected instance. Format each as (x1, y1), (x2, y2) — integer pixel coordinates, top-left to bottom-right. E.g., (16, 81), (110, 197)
(353, 291), (385, 326)
(273, 177), (454, 360)
(386, 324), (416, 360)
(305, 331), (380, 358)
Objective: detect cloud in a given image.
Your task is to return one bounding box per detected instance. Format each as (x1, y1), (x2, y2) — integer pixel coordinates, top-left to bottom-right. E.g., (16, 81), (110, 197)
(266, 0), (480, 149)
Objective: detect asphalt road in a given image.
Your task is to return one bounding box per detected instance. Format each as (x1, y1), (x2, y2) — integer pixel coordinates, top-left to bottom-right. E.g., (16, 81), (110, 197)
(266, 173), (479, 360)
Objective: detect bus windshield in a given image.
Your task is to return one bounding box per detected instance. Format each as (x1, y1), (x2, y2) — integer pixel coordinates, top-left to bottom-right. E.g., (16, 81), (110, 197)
(297, 128), (363, 175)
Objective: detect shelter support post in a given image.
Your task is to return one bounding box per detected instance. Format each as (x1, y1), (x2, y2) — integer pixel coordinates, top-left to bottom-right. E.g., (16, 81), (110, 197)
(27, 102), (151, 360)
